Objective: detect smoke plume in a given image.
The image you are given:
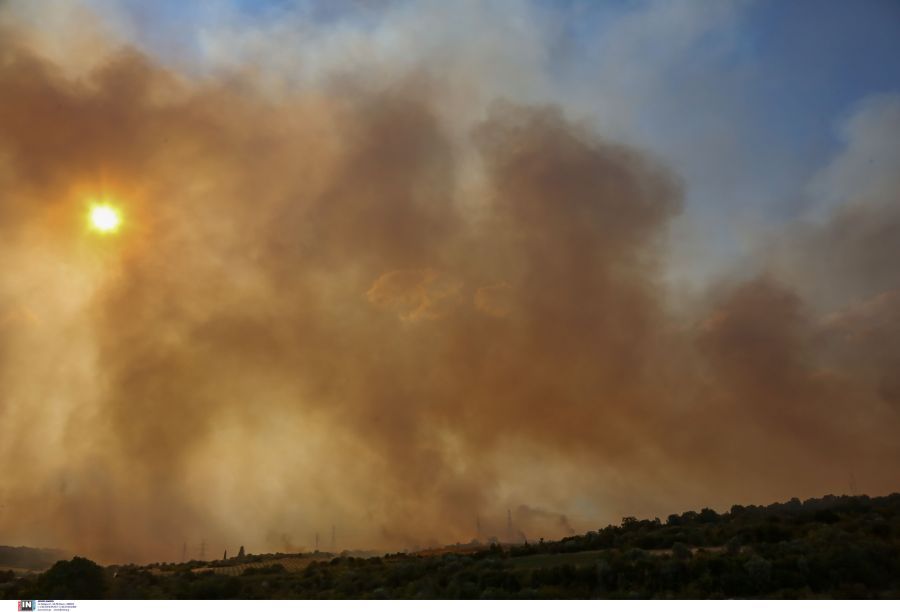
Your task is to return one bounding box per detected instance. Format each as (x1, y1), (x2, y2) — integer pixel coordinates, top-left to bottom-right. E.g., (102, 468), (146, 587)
(0, 4), (898, 563)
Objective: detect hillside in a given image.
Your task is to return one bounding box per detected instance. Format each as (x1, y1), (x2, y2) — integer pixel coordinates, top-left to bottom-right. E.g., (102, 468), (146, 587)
(3, 493), (899, 599)
(0, 546), (67, 572)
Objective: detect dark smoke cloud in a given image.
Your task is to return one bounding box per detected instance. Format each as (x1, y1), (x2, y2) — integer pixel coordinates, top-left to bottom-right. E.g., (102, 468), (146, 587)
(0, 11), (898, 564)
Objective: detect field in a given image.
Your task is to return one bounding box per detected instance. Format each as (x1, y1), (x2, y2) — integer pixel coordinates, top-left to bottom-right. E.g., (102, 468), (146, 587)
(508, 549), (612, 569)
(187, 555), (322, 576)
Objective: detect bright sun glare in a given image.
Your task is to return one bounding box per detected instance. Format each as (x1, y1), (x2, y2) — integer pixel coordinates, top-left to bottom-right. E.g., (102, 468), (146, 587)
(89, 203), (122, 233)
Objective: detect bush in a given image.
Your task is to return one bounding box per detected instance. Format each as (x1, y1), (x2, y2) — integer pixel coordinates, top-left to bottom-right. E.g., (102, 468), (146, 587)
(672, 542), (692, 561)
(37, 557), (108, 598)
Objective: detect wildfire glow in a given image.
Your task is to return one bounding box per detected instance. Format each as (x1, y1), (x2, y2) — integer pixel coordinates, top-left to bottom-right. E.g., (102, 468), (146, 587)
(89, 203), (122, 233)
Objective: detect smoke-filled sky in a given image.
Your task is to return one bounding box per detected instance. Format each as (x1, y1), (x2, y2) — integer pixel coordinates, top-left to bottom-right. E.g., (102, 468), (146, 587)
(1, 0), (899, 563)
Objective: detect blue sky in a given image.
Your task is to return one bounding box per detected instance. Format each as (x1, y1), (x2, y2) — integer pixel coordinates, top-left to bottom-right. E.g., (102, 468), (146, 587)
(90, 0), (900, 166)
(735, 0), (900, 167)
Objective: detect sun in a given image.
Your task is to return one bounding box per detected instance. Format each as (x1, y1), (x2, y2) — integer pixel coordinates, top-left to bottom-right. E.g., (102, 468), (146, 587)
(89, 203), (122, 233)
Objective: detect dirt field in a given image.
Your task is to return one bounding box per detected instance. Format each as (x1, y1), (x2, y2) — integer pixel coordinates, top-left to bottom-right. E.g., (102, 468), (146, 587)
(192, 556), (319, 576)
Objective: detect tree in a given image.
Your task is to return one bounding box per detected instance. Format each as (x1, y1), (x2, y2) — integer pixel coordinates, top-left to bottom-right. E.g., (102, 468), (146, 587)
(698, 508), (719, 523)
(37, 557), (107, 598)
(744, 555), (772, 593)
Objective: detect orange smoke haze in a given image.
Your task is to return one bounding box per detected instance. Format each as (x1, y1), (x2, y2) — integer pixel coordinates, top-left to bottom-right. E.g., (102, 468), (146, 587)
(0, 8), (898, 563)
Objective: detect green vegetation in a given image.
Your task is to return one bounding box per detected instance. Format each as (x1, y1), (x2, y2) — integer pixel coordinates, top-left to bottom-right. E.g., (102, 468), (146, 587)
(3, 493), (899, 599)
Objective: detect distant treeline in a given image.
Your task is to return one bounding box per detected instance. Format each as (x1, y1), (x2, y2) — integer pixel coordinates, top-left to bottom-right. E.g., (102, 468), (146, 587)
(510, 492), (896, 555)
(3, 493), (899, 599)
